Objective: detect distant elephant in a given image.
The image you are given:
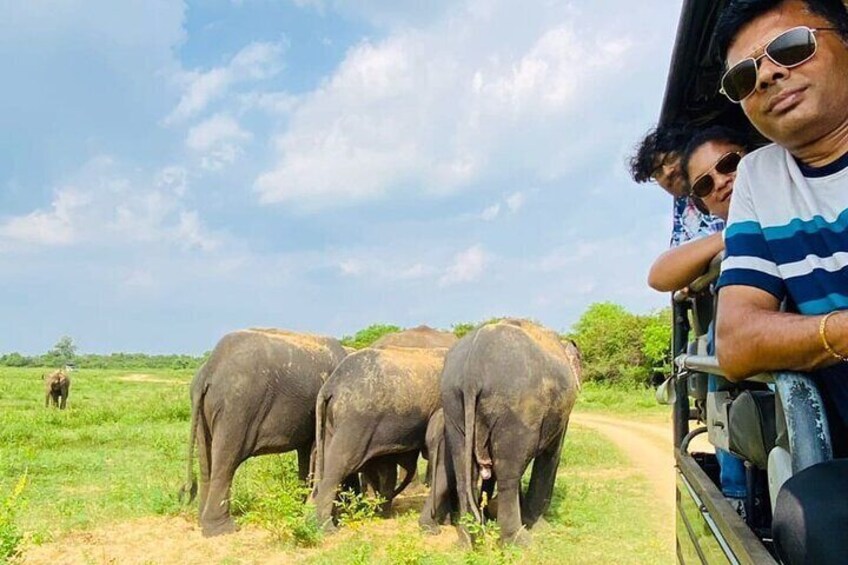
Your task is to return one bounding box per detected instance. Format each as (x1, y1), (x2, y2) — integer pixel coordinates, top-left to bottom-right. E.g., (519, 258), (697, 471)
(43, 369), (70, 409)
(311, 326), (457, 529)
(180, 328), (347, 537)
(440, 319), (581, 545)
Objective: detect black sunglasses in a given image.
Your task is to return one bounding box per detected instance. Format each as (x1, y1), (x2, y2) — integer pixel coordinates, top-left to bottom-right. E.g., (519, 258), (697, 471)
(690, 152), (742, 198)
(720, 26), (838, 103)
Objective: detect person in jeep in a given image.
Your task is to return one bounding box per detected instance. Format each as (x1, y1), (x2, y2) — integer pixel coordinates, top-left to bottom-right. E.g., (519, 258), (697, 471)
(711, 1), (848, 562)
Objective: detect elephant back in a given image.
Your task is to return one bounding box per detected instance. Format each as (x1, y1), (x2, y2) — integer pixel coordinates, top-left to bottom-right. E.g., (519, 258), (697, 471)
(328, 346), (445, 418)
(486, 319), (578, 371)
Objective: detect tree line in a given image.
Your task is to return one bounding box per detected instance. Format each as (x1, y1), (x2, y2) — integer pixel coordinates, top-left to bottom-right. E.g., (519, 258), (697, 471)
(0, 303), (671, 387)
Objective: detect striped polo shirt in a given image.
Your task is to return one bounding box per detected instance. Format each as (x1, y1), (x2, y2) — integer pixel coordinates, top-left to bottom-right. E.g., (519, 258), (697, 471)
(717, 144), (848, 314)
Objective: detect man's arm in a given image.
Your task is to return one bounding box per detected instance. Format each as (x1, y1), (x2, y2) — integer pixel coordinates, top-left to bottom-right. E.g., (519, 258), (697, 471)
(647, 232), (724, 292)
(716, 285), (848, 381)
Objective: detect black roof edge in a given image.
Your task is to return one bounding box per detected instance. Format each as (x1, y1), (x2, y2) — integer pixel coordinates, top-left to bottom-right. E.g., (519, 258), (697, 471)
(659, 0), (699, 128)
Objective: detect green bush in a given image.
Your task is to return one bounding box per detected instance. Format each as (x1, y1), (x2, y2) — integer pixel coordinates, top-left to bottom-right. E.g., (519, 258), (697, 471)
(333, 489), (384, 529)
(232, 455), (322, 547)
(570, 302), (671, 387)
(0, 473), (27, 562)
(452, 322), (476, 339)
(340, 324), (402, 350)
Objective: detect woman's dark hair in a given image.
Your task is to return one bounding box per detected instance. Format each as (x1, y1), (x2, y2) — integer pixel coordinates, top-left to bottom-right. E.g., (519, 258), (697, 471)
(681, 125), (755, 189)
(628, 124), (693, 183)
(715, 0), (848, 61)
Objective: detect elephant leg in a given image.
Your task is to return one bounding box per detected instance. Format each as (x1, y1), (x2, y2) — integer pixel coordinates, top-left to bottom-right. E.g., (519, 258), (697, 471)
(373, 460), (397, 518)
(482, 476), (497, 520)
(358, 460), (377, 497)
(521, 427), (565, 528)
(420, 447), (451, 533)
(497, 479), (531, 546)
(60, 394), (67, 409)
(394, 451), (418, 497)
(296, 445), (311, 483)
(312, 433), (368, 531)
(341, 473), (361, 495)
(199, 433), (241, 537)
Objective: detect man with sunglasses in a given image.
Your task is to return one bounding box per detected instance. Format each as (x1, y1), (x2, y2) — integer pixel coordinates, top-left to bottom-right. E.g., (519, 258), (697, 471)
(712, 1), (848, 562)
(629, 125), (725, 248)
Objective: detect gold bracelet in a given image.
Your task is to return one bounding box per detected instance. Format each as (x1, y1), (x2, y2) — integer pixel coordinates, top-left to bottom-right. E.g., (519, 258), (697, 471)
(819, 311), (848, 362)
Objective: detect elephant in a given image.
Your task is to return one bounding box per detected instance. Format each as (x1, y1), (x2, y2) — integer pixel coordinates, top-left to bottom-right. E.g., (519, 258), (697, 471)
(310, 326), (457, 529)
(439, 319), (581, 545)
(180, 328), (347, 537)
(418, 408), (454, 533)
(43, 369), (70, 409)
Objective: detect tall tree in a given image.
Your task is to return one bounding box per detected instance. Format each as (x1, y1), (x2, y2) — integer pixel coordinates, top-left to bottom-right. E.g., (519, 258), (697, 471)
(49, 336), (77, 365)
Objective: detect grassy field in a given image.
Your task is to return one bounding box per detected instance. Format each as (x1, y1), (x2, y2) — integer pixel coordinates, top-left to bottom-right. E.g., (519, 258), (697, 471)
(0, 367), (671, 563)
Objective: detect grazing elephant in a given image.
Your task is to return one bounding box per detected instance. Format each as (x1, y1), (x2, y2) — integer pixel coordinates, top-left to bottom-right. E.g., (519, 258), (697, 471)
(440, 319), (581, 545)
(311, 327), (457, 529)
(43, 369), (71, 409)
(180, 328), (347, 537)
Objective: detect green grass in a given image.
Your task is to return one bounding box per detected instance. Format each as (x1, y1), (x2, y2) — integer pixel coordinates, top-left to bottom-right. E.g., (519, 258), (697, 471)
(0, 366), (671, 563)
(0, 367), (194, 542)
(576, 381), (671, 420)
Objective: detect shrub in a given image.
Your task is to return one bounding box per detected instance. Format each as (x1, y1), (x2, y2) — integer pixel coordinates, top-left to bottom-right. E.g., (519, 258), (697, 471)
(0, 473), (28, 562)
(340, 324), (402, 350)
(570, 302), (671, 387)
(333, 489), (384, 529)
(452, 322), (476, 339)
(232, 456), (322, 547)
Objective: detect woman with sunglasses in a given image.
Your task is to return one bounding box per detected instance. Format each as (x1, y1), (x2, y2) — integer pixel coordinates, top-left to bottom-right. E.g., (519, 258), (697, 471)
(648, 126), (757, 516)
(648, 126), (754, 292)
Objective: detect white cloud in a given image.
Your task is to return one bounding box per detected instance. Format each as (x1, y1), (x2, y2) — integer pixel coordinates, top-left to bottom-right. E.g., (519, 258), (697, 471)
(176, 211), (219, 251)
(506, 191), (525, 213)
(238, 91), (299, 116)
(439, 245), (487, 287)
(0, 157), (220, 252)
(186, 114), (252, 171)
(480, 203), (500, 221)
(165, 41), (285, 125)
(156, 166), (189, 197)
(337, 256), (436, 281)
(0, 188), (88, 246)
(253, 2), (635, 209)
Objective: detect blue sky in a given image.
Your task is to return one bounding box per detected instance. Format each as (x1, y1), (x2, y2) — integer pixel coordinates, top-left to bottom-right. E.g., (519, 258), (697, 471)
(1, 0), (683, 354)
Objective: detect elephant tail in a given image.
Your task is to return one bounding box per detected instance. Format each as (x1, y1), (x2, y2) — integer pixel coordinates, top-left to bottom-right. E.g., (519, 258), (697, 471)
(314, 388), (329, 486)
(426, 441), (440, 519)
(178, 374), (205, 504)
(464, 392), (483, 523)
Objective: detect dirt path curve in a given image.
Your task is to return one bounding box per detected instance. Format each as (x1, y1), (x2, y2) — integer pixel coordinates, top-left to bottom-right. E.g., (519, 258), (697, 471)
(570, 412), (675, 519)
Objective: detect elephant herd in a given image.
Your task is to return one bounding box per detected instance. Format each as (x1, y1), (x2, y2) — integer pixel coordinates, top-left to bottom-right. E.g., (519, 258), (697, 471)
(180, 319), (582, 546)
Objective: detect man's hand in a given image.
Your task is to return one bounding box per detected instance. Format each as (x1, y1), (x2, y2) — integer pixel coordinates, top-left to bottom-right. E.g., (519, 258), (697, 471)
(716, 286), (848, 381)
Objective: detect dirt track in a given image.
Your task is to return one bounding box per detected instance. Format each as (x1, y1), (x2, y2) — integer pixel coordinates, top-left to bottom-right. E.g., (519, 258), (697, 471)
(570, 413), (675, 516)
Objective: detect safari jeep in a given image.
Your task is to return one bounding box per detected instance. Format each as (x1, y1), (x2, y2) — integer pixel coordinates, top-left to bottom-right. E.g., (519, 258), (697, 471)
(656, 1), (848, 563)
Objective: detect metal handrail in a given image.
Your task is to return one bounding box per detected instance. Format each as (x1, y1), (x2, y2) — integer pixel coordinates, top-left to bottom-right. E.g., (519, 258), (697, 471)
(675, 353), (724, 376)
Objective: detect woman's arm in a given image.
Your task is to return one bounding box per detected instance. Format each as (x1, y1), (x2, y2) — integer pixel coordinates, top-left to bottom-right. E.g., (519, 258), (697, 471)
(647, 232), (725, 292)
